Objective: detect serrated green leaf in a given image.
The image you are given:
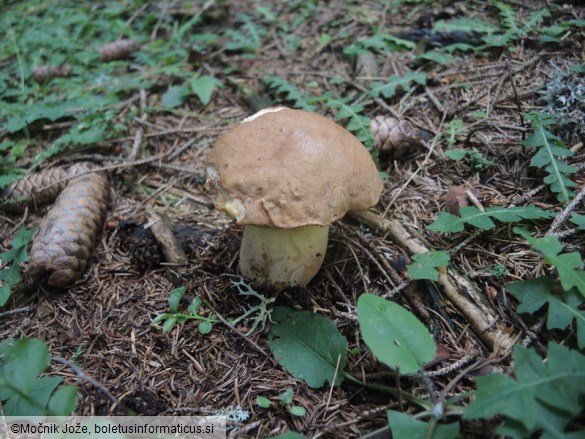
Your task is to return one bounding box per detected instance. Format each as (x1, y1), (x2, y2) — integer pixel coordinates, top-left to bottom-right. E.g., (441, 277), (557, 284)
(508, 277), (585, 348)
(357, 294), (436, 374)
(434, 18), (498, 34)
(516, 228), (585, 297)
(190, 75), (221, 105)
(464, 343), (585, 435)
(267, 308), (347, 388)
(388, 410), (460, 439)
(369, 72), (427, 99)
(427, 206), (554, 233)
(522, 112), (576, 202)
(168, 286), (187, 313)
(417, 51), (454, 65)
(406, 251), (450, 281)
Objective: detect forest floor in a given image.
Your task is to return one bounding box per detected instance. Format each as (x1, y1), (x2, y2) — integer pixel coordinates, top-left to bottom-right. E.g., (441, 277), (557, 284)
(1, 1), (584, 438)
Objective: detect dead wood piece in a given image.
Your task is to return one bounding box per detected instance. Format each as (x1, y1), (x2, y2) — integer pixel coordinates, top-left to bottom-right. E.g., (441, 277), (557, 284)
(349, 209), (517, 353)
(28, 172), (110, 289)
(97, 39), (140, 62)
(145, 211), (188, 268)
(1, 162), (96, 214)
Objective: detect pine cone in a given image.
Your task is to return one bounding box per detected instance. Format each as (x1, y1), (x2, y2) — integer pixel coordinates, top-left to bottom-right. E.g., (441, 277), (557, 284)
(28, 172), (110, 289)
(32, 64), (72, 82)
(370, 116), (422, 161)
(97, 39), (139, 62)
(1, 162), (96, 213)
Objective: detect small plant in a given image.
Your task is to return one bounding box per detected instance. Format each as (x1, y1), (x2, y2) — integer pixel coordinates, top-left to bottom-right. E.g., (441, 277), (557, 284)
(0, 338), (78, 415)
(521, 111), (577, 203)
(467, 150), (494, 171)
(256, 388), (306, 417)
(152, 286), (218, 334)
(265, 75), (318, 112)
(489, 263), (509, 279)
(427, 205), (554, 233)
(0, 226), (36, 306)
(368, 72), (427, 100)
(406, 251), (450, 281)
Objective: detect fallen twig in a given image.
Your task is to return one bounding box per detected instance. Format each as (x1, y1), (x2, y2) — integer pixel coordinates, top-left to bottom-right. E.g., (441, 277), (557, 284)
(349, 210), (517, 353)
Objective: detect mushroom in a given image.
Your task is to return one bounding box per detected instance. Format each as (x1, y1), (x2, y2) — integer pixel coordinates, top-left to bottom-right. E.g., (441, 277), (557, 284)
(206, 107), (383, 290)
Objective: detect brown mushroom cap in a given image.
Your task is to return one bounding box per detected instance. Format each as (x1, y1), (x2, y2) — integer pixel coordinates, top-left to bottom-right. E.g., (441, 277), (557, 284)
(206, 107), (383, 228)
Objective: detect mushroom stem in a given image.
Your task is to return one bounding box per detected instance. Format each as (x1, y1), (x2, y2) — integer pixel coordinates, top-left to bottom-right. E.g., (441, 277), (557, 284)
(239, 224), (329, 290)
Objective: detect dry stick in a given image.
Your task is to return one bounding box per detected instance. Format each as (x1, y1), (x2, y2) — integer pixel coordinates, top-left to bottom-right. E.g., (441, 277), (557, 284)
(547, 184), (585, 236)
(128, 89), (147, 161)
(0, 306), (33, 318)
(349, 210), (517, 353)
(52, 356), (125, 412)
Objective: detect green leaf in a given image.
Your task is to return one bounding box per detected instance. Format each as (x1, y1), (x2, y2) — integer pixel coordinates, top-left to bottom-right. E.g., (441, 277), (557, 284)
(427, 206), (554, 233)
(168, 286), (187, 313)
(267, 307), (347, 388)
(357, 294), (436, 374)
(47, 385), (79, 415)
(369, 72), (427, 99)
(327, 99), (373, 147)
(265, 75), (317, 112)
(522, 112), (576, 202)
(190, 75), (221, 105)
(1, 338), (49, 390)
(279, 388), (294, 405)
(570, 213), (585, 230)
(508, 277), (585, 348)
(2, 376), (62, 416)
(161, 85), (187, 109)
(256, 396), (272, 408)
(444, 149), (467, 160)
(288, 406), (306, 417)
(162, 315), (178, 333)
(388, 410), (460, 439)
(198, 321), (212, 335)
(464, 343), (585, 435)
(417, 51), (454, 66)
(434, 18), (498, 34)
(406, 251), (450, 281)
(515, 228), (585, 297)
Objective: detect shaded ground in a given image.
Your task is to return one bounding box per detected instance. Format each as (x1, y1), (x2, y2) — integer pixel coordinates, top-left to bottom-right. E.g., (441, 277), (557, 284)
(1, 1), (584, 437)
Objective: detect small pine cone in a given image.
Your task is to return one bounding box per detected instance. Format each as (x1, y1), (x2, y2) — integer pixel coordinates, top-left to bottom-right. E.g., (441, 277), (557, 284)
(97, 39), (140, 62)
(370, 116), (422, 161)
(28, 172), (110, 289)
(32, 64), (72, 82)
(117, 220), (161, 271)
(1, 162), (96, 214)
